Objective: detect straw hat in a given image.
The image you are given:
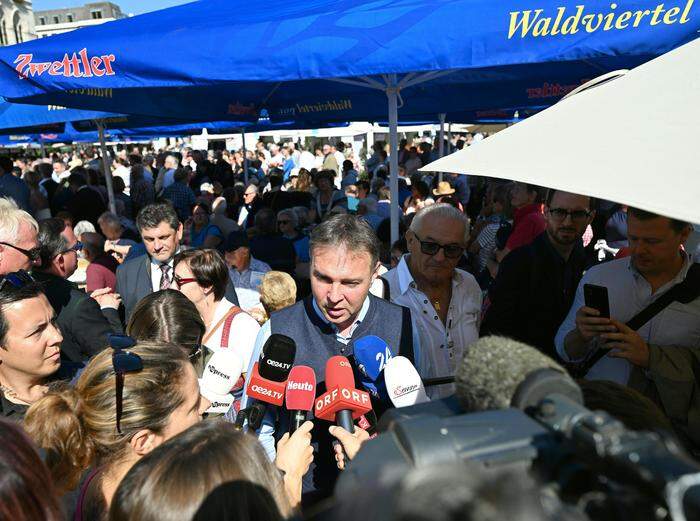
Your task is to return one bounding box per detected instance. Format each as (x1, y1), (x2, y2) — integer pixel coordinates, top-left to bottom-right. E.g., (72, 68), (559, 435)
(432, 181), (455, 196)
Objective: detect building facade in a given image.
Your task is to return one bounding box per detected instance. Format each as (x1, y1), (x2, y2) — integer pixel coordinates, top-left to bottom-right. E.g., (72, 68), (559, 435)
(0, 0), (36, 45)
(34, 2), (125, 38)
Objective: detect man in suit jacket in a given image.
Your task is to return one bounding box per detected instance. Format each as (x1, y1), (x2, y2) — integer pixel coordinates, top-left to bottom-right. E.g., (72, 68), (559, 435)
(117, 202), (238, 322)
(34, 219), (122, 364)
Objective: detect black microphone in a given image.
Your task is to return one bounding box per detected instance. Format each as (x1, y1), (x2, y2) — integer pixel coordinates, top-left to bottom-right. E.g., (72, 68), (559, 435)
(245, 334), (296, 430)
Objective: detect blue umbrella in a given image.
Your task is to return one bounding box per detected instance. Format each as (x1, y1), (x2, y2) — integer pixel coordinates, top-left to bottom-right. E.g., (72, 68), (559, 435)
(1, 0), (695, 239)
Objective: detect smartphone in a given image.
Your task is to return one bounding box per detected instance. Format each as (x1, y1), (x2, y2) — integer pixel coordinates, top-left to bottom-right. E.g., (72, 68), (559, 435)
(584, 284), (610, 319)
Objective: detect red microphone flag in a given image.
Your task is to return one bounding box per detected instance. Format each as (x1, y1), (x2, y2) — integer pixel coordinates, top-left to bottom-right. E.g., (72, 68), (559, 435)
(315, 356), (371, 422)
(247, 362), (286, 406)
(285, 366), (317, 411)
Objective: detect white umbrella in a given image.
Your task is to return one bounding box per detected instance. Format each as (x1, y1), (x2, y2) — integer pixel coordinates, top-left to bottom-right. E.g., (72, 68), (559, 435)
(423, 38), (700, 225)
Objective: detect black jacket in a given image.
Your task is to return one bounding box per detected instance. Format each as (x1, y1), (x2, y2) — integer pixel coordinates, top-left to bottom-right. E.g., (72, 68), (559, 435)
(33, 272), (122, 363)
(481, 232), (586, 360)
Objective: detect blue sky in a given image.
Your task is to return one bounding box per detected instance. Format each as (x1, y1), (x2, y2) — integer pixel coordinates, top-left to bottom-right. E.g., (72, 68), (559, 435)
(33, 0), (195, 16)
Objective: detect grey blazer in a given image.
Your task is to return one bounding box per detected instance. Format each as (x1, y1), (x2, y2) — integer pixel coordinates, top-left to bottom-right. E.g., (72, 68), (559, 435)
(116, 254), (239, 322)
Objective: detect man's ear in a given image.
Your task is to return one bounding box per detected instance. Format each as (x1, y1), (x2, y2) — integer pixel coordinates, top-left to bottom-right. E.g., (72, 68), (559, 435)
(129, 429), (163, 457)
(176, 222), (184, 243)
(370, 261), (381, 281)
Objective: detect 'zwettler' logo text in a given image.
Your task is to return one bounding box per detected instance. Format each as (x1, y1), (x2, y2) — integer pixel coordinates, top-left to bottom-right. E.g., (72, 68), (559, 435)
(15, 49), (116, 80)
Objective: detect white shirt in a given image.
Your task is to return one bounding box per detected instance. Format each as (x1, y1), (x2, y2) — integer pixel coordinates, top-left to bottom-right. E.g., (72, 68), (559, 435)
(555, 255), (700, 385)
(299, 150), (316, 171)
(204, 297), (260, 374)
(384, 255), (482, 398)
(150, 257), (174, 292)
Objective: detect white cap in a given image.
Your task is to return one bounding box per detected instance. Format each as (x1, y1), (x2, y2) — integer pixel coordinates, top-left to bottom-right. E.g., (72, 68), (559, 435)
(384, 356), (430, 408)
(198, 350), (243, 414)
(200, 182), (215, 194)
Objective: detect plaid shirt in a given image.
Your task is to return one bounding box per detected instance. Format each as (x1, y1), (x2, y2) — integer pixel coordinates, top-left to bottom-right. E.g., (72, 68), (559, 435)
(162, 182), (196, 221)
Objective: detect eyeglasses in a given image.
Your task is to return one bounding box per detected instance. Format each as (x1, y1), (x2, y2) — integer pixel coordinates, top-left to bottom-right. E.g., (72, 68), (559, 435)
(109, 334), (143, 435)
(412, 233), (464, 259)
(0, 270), (34, 292)
(173, 275), (197, 289)
(547, 208), (592, 222)
(60, 241), (83, 255)
(0, 242), (41, 262)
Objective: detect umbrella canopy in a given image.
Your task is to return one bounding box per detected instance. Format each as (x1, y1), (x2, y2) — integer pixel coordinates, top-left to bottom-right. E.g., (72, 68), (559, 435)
(0, 0), (695, 121)
(422, 38), (700, 224)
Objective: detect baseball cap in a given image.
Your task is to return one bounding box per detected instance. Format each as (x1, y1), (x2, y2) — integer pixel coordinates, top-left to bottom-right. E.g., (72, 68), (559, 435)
(224, 231), (250, 252)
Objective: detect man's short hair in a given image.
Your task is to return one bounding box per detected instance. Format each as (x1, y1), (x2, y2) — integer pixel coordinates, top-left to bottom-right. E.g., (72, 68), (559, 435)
(410, 203), (470, 244)
(173, 168), (189, 183)
(173, 249), (228, 301)
(310, 214), (380, 267)
(377, 186), (391, 201)
(0, 276), (45, 346)
(0, 198), (38, 245)
(36, 218), (68, 271)
(628, 207), (690, 234)
(97, 212), (122, 231)
(545, 189), (596, 211)
(136, 202), (180, 232)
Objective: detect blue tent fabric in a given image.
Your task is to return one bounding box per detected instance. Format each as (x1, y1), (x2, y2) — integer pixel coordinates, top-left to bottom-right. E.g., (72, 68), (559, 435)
(0, 0), (696, 121)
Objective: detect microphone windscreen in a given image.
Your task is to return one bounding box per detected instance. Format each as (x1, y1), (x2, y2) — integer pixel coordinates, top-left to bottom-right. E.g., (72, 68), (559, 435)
(455, 336), (572, 413)
(285, 365), (317, 412)
(259, 334), (296, 381)
(384, 356), (429, 407)
(354, 335), (393, 381)
(326, 355), (355, 390)
(199, 351), (243, 414)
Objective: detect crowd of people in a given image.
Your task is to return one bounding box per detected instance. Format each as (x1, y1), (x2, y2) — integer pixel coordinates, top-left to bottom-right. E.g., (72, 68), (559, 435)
(0, 131), (698, 520)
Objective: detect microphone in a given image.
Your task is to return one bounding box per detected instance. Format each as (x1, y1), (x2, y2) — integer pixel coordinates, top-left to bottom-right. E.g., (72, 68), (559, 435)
(285, 365), (317, 434)
(384, 356), (429, 408)
(455, 336), (582, 413)
(315, 356), (372, 434)
(198, 350), (243, 415)
(246, 334), (296, 430)
(353, 335), (393, 401)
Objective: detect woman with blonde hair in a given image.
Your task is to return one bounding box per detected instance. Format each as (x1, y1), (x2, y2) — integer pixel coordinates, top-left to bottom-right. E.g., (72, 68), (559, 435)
(251, 271), (297, 325)
(24, 339), (202, 519)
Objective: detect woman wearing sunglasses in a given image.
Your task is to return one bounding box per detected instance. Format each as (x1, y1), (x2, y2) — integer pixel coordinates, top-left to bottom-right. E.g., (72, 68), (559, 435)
(173, 249), (260, 418)
(0, 271), (63, 420)
(24, 339), (201, 519)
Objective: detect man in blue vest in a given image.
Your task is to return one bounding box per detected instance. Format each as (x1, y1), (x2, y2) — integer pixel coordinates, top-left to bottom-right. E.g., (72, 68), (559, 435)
(241, 214), (418, 504)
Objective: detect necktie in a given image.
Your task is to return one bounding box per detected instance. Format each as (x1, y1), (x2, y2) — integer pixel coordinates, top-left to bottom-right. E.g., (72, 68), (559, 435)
(160, 264), (172, 290)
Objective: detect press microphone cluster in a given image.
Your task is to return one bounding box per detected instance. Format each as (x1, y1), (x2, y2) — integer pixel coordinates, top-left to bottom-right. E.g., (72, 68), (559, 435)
(285, 365), (317, 434)
(315, 356), (372, 434)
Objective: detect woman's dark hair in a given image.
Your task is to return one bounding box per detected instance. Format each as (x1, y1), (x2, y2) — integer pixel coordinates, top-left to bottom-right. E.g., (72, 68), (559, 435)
(109, 421), (291, 521)
(126, 289), (205, 351)
(0, 278), (45, 346)
(545, 188), (596, 211)
(412, 181), (429, 199)
(0, 420), (62, 521)
(173, 249), (229, 301)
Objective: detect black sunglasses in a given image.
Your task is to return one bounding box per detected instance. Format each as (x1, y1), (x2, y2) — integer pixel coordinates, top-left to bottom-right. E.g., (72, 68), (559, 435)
(0, 242), (41, 262)
(60, 241), (83, 255)
(413, 233), (464, 259)
(109, 334), (143, 435)
(0, 270), (35, 292)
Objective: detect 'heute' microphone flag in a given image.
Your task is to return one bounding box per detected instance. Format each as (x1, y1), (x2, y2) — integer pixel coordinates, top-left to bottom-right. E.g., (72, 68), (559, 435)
(259, 334), (296, 381)
(384, 356), (429, 408)
(285, 366), (317, 412)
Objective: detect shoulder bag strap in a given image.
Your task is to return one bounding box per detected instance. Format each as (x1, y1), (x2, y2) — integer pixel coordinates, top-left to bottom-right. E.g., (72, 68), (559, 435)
(201, 305), (244, 346)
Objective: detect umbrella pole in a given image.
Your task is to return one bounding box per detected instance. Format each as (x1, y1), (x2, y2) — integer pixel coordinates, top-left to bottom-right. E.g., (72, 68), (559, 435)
(438, 113), (446, 183)
(97, 121), (117, 214)
(387, 75), (400, 246)
(241, 130), (249, 186)
(39, 136), (46, 159)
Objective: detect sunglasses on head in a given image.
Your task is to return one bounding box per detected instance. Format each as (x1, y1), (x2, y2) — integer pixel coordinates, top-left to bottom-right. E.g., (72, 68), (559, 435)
(0, 270), (35, 292)
(413, 233), (464, 259)
(0, 242), (41, 262)
(109, 334), (143, 434)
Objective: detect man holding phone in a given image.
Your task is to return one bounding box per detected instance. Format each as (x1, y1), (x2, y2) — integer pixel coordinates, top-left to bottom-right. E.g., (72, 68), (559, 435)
(556, 208), (700, 385)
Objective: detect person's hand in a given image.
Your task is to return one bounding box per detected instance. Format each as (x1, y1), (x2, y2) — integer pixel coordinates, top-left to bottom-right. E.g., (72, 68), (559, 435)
(275, 421), (314, 508)
(575, 306), (615, 341)
(601, 320), (650, 368)
(90, 288), (121, 309)
(104, 240), (114, 253)
(329, 425), (370, 470)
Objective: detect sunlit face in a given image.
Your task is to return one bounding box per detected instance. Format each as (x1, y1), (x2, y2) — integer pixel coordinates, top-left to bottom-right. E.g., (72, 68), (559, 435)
(243, 188), (257, 205)
(224, 247), (250, 272)
(160, 364), (202, 440)
(0, 294), (62, 380)
(544, 191), (594, 248)
(59, 226), (80, 277)
(406, 215), (466, 285)
(192, 206), (209, 227)
(628, 214), (689, 277)
(141, 221), (182, 263)
(322, 144), (331, 155)
(311, 245), (378, 331)
(0, 221), (40, 274)
(173, 261), (209, 308)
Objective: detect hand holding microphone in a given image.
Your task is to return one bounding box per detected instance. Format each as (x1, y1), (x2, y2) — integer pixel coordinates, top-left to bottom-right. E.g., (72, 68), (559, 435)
(275, 420), (314, 508)
(329, 425), (370, 470)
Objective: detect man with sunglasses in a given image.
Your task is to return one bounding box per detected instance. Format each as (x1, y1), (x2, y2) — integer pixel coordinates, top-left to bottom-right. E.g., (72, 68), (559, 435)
(384, 203), (481, 399)
(33, 218), (123, 365)
(0, 197), (41, 276)
(482, 189), (595, 360)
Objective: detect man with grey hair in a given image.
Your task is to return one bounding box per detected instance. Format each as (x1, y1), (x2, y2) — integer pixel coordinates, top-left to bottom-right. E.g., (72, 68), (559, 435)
(0, 197), (40, 275)
(384, 203), (482, 399)
(242, 214), (417, 501)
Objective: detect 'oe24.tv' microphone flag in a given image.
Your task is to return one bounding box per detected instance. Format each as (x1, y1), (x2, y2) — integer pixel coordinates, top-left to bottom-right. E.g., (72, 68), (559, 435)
(285, 365), (317, 434)
(353, 335), (393, 401)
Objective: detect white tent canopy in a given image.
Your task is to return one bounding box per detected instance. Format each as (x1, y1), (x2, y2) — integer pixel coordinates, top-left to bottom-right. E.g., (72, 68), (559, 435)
(423, 38), (700, 225)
